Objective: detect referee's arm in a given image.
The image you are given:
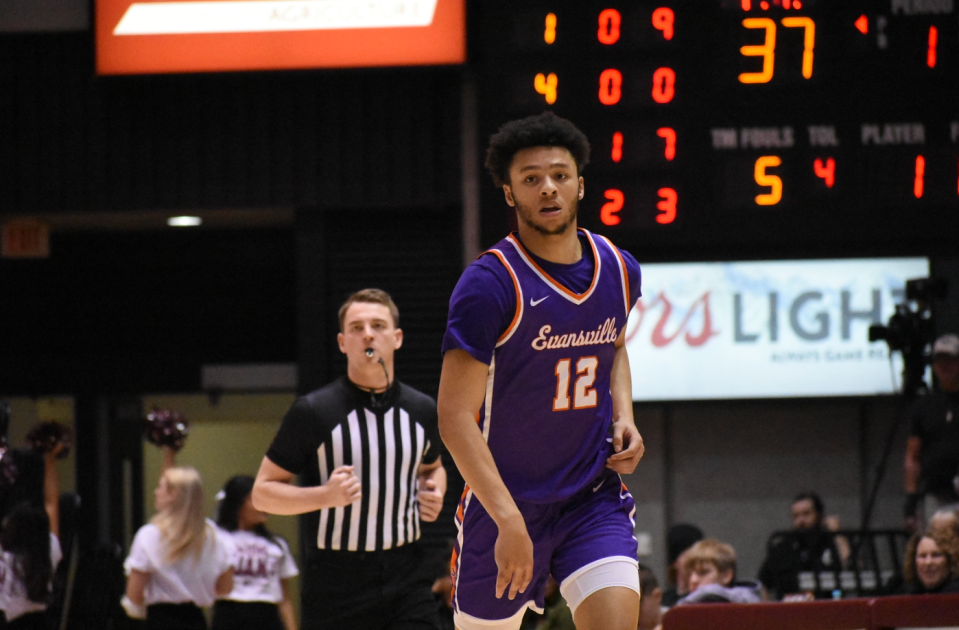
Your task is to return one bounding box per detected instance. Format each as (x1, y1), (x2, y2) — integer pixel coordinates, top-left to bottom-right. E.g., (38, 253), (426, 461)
(252, 456), (362, 515)
(417, 456), (446, 522)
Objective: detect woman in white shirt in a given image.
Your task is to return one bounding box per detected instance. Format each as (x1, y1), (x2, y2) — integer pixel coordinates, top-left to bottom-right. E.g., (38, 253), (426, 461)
(212, 475), (298, 630)
(124, 466), (234, 630)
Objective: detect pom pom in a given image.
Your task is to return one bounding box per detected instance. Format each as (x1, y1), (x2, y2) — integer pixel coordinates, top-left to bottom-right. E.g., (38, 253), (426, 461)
(26, 421), (72, 459)
(144, 409), (189, 451)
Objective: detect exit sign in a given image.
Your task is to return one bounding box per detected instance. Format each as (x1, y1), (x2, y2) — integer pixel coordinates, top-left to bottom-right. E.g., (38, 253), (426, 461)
(1, 219), (50, 258)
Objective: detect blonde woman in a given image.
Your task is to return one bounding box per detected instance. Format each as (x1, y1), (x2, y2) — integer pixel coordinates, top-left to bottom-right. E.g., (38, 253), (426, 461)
(124, 467), (234, 630)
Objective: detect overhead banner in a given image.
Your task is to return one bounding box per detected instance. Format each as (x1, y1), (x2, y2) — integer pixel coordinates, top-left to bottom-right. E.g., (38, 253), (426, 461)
(96, 0), (466, 74)
(626, 258), (930, 401)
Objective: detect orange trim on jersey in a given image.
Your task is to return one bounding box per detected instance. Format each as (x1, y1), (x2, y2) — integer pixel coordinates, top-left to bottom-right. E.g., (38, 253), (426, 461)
(481, 249), (524, 345)
(455, 484), (471, 523)
(449, 545), (459, 600)
(598, 234), (631, 316)
(507, 229), (601, 304)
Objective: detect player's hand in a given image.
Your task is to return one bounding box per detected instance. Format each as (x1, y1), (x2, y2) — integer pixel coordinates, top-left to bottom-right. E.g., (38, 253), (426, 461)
(325, 466), (361, 507)
(417, 478), (444, 522)
(606, 418), (645, 474)
(494, 515), (534, 600)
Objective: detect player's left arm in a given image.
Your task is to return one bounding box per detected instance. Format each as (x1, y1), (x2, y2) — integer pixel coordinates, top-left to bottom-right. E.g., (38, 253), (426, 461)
(606, 327), (645, 474)
(417, 455), (447, 522)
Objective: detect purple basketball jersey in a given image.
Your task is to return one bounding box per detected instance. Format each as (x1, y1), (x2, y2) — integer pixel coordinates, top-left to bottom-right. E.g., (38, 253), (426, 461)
(477, 229), (633, 503)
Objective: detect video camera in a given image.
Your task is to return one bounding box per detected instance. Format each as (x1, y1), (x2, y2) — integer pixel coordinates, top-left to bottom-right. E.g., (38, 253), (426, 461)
(868, 277), (948, 398)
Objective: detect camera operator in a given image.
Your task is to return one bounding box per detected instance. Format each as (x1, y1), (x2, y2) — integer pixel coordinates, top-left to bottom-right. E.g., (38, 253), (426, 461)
(904, 333), (959, 532)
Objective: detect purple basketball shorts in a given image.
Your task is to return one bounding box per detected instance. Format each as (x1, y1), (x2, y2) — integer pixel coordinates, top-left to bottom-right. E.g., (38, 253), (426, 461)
(451, 467), (638, 625)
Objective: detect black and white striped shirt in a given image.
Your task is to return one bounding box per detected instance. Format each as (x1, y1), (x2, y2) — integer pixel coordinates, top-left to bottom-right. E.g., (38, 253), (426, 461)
(266, 377), (441, 552)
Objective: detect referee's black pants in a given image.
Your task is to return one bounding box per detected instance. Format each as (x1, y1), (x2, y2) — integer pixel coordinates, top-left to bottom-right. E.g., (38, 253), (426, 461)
(302, 542), (440, 630)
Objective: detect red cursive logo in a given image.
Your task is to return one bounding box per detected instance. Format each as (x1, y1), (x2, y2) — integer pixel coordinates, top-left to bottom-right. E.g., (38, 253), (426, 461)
(627, 292), (719, 347)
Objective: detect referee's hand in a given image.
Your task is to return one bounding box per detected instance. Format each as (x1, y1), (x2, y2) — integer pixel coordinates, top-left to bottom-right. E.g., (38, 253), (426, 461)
(326, 466), (362, 507)
(417, 479), (444, 522)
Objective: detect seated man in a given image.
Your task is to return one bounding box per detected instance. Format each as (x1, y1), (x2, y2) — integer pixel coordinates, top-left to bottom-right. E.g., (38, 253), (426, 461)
(676, 540), (762, 604)
(758, 492), (845, 599)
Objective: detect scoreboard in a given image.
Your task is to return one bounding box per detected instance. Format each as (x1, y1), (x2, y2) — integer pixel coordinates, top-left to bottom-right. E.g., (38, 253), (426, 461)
(473, 1), (959, 258)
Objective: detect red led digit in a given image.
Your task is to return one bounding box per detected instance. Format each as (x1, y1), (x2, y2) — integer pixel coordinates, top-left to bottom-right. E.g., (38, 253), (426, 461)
(928, 26), (938, 68)
(652, 8), (674, 41)
(611, 132), (623, 163)
(599, 69), (623, 105)
(813, 158), (835, 188)
(651, 67), (675, 103)
(914, 155), (925, 198)
(656, 127), (676, 160)
(544, 13), (557, 44)
(601, 189), (624, 225)
(741, 0), (751, 9)
(656, 188), (677, 224)
(598, 9), (621, 45)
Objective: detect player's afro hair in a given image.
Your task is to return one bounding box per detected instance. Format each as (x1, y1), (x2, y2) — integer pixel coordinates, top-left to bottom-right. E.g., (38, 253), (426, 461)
(484, 112), (590, 188)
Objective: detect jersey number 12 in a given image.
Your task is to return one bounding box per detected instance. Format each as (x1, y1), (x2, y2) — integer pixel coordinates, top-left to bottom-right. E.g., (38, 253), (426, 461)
(554, 357), (599, 411)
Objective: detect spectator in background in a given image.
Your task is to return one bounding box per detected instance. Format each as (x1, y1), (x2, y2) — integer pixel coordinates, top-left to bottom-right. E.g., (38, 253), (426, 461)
(660, 524), (703, 607)
(904, 334), (959, 532)
(676, 539), (762, 605)
(212, 475), (298, 630)
(897, 530), (959, 595)
(757, 492), (846, 600)
(518, 576), (574, 630)
(927, 508), (959, 541)
(636, 564), (663, 630)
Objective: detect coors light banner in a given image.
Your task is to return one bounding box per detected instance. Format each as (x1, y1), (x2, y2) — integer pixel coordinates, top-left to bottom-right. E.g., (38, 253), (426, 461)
(625, 258), (930, 401)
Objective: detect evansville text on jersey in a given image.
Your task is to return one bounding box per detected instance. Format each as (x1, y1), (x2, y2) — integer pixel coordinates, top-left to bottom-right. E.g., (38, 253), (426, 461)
(531, 318), (619, 351)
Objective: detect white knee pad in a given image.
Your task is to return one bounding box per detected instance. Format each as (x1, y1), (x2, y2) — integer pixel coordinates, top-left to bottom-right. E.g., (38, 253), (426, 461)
(559, 557), (639, 616)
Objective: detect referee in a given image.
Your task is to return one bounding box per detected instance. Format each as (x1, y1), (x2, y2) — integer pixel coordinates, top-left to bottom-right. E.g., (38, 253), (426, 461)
(253, 288), (447, 630)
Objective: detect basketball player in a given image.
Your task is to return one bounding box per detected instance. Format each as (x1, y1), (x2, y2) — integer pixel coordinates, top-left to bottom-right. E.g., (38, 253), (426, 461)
(438, 112), (644, 630)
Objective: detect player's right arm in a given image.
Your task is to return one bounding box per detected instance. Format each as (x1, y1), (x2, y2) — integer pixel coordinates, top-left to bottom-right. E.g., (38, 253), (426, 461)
(251, 456), (361, 516)
(438, 348), (533, 601)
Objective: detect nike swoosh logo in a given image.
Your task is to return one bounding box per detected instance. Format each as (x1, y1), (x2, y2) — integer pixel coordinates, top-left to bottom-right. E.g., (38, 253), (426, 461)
(592, 479), (606, 492)
(530, 296), (550, 306)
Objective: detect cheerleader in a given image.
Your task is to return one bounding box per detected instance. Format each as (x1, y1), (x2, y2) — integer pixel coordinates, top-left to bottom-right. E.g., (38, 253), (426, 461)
(124, 467), (234, 630)
(212, 475), (298, 630)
